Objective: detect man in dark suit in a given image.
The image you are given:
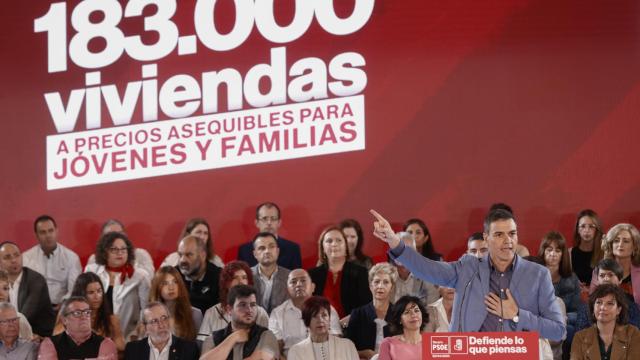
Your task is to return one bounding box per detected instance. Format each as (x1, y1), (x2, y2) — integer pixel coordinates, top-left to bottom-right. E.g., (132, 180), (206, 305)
(237, 202), (302, 270)
(124, 302), (199, 360)
(0, 241), (55, 337)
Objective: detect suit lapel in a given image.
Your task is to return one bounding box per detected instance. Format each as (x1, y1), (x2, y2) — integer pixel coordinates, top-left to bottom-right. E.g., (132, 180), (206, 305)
(17, 268), (29, 307)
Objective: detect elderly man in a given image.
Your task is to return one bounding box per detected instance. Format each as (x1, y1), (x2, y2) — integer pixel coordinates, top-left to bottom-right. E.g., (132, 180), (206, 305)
(201, 285), (279, 360)
(175, 235), (221, 314)
(0, 302), (37, 360)
(38, 296), (117, 359)
(390, 232), (439, 305)
(371, 209), (565, 340)
(124, 302), (199, 360)
(269, 269), (342, 358)
(252, 232), (290, 314)
(0, 241), (55, 337)
(22, 215), (82, 309)
(238, 202), (302, 270)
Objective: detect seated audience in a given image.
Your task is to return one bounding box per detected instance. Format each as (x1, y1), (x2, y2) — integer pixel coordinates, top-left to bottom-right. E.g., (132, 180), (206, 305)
(309, 226), (371, 320)
(198, 261), (269, 340)
(339, 219), (373, 269)
(346, 262), (397, 359)
(200, 285), (279, 359)
(237, 202), (302, 270)
(403, 218), (442, 261)
(38, 297), (118, 359)
(86, 219), (155, 279)
(571, 284), (640, 359)
(288, 296), (359, 360)
(378, 295), (428, 360)
(85, 232), (150, 340)
(0, 302), (37, 360)
(54, 272), (126, 352)
(161, 218), (225, 268)
(426, 286), (454, 332)
(269, 269), (342, 358)
(0, 241), (55, 337)
(251, 232), (290, 314)
(466, 232), (488, 258)
(539, 231), (582, 323)
(175, 235), (221, 315)
(22, 215), (82, 310)
(0, 271), (32, 339)
(590, 224), (640, 305)
(148, 266), (201, 341)
(570, 209), (604, 286)
(124, 302), (199, 360)
(390, 232), (439, 305)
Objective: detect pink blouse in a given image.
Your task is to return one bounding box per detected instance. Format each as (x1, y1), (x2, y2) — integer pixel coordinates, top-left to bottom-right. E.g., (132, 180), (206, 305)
(378, 336), (422, 360)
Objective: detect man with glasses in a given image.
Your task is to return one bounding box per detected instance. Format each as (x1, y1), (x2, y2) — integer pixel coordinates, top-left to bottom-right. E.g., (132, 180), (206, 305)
(238, 202), (302, 270)
(201, 284), (279, 360)
(38, 296), (117, 359)
(124, 302), (199, 360)
(0, 241), (55, 337)
(0, 302), (37, 360)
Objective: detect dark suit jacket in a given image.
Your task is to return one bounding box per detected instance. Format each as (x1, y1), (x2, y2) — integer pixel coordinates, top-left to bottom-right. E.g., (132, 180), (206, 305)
(124, 335), (199, 360)
(238, 236), (302, 270)
(346, 302), (392, 351)
(18, 267), (55, 336)
(308, 261), (372, 317)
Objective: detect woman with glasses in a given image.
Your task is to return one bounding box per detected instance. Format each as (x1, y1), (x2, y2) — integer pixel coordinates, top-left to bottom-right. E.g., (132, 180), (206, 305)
(590, 224), (640, 306)
(147, 266), (200, 341)
(85, 231), (150, 340)
(570, 209), (605, 286)
(571, 284), (640, 359)
(53, 272), (126, 352)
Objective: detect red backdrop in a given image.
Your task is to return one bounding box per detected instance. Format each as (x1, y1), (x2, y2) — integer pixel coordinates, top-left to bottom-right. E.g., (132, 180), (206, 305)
(1, 0), (639, 268)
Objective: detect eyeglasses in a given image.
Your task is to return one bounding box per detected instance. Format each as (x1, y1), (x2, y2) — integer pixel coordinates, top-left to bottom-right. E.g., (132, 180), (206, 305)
(145, 315), (170, 326)
(108, 247), (128, 254)
(65, 309), (92, 318)
(0, 317), (19, 326)
(257, 216), (279, 223)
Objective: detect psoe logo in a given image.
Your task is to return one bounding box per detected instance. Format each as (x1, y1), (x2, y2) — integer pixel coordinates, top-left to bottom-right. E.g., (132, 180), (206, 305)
(450, 336), (468, 354)
(431, 336), (450, 355)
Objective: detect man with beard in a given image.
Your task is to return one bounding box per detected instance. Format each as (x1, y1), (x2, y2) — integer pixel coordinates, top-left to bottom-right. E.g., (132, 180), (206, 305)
(38, 297), (117, 359)
(175, 236), (221, 315)
(269, 269), (342, 358)
(124, 302), (199, 360)
(251, 233), (290, 314)
(201, 285), (279, 360)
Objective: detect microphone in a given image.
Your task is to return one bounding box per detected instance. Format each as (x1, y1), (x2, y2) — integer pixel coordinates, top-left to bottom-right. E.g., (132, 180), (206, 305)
(457, 256), (482, 332)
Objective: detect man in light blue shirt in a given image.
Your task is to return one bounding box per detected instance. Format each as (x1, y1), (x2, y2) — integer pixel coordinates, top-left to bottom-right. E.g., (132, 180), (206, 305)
(0, 302), (37, 360)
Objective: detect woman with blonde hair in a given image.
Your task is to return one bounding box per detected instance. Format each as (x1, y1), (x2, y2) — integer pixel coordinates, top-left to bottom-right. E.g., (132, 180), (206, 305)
(590, 224), (640, 305)
(147, 266), (200, 340)
(346, 262), (398, 359)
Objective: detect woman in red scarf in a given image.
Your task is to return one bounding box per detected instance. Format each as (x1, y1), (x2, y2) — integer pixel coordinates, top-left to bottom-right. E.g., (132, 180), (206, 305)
(85, 232), (150, 340)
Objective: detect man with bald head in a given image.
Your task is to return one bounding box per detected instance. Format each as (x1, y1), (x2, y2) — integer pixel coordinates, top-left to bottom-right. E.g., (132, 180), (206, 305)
(269, 269), (342, 357)
(0, 242), (55, 337)
(175, 235), (221, 314)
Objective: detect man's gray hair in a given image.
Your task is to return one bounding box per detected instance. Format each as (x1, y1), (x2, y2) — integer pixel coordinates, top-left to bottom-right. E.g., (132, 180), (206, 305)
(59, 296), (89, 318)
(142, 301), (171, 324)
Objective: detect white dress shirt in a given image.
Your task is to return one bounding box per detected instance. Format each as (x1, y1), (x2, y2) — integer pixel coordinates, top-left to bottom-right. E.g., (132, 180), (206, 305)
(148, 335), (172, 360)
(268, 299), (342, 355)
(9, 272), (22, 310)
(22, 243), (82, 304)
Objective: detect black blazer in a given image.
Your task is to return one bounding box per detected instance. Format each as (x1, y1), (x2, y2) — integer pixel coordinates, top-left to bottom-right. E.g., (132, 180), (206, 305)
(308, 261), (372, 316)
(18, 267), (55, 337)
(124, 335), (199, 360)
(346, 302), (392, 351)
